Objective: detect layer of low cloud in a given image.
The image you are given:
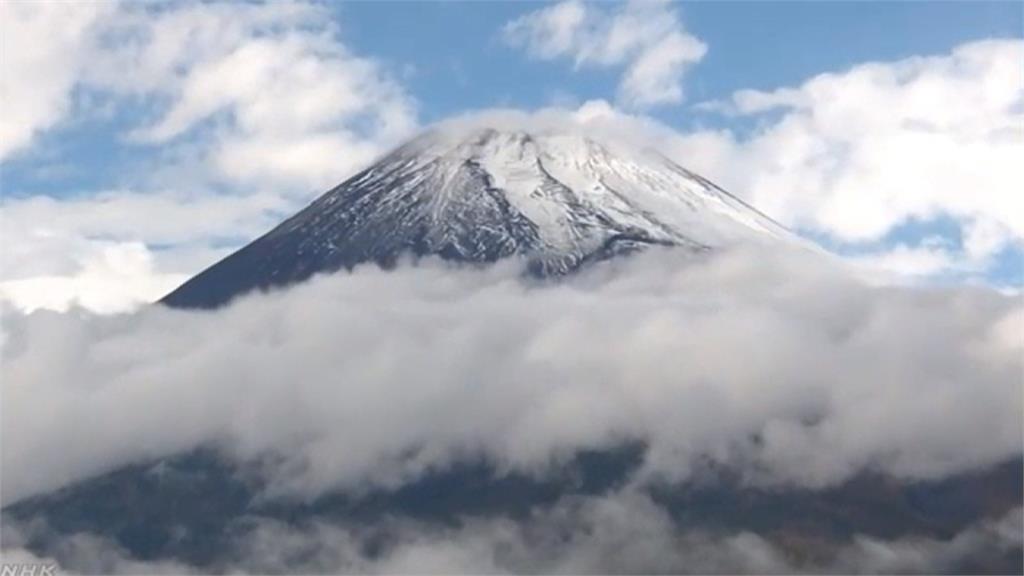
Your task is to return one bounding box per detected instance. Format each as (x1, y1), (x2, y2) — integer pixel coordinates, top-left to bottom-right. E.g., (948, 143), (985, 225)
(2, 490), (1021, 574)
(3, 246), (1020, 507)
(503, 0), (707, 108)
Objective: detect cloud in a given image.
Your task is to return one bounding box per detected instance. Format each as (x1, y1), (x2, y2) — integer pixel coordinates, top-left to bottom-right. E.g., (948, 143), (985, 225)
(1, 519), (194, 575)
(0, 2), (113, 160)
(491, 36), (1024, 282)
(830, 506), (1024, 574)
(844, 238), (963, 283)
(0, 1), (419, 313)
(3, 491), (1020, 574)
(425, 95), (1018, 284)
(679, 39), (1024, 274)
(3, 53), (1019, 316)
(2, 246), (1020, 507)
(0, 243), (186, 315)
(503, 1), (706, 108)
(0, 190), (289, 313)
(0, 1), (417, 189)
(98, 2), (417, 191)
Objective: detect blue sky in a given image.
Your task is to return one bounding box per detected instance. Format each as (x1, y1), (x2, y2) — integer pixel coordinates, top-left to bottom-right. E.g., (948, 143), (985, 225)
(1, 1), (1022, 312)
(336, 1), (1021, 124)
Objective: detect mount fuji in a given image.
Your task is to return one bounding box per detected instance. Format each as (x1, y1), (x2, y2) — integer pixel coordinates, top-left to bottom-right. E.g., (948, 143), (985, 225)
(161, 124), (798, 308)
(6, 121), (1021, 574)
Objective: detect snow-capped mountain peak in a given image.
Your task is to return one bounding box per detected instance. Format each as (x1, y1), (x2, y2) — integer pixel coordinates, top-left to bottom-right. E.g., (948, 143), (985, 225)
(161, 124), (798, 308)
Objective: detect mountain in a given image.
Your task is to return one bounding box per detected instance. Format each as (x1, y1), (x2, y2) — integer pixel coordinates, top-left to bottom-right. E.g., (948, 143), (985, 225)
(161, 126), (797, 308)
(6, 124), (1021, 573)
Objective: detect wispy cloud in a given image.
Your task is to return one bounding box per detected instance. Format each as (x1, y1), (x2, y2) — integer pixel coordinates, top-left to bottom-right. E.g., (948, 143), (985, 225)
(0, 1), (418, 189)
(503, 1), (706, 108)
(0, 2), (114, 160)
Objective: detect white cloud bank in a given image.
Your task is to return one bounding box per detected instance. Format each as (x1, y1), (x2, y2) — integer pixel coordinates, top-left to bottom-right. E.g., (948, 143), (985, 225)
(0, 243), (186, 315)
(0, 189), (290, 312)
(503, 0), (707, 108)
(3, 246), (1020, 508)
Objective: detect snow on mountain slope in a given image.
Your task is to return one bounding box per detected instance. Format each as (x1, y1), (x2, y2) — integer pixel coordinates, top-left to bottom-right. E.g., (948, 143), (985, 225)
(161, 124), (801, 308)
